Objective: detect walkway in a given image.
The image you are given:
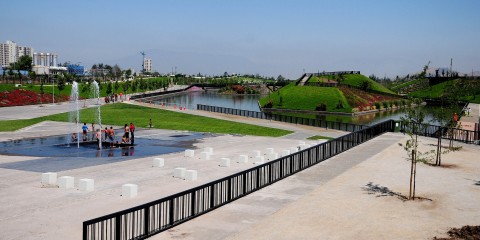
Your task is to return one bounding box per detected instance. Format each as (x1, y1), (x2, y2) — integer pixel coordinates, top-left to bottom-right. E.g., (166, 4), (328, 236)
(460, 103), (480, 132)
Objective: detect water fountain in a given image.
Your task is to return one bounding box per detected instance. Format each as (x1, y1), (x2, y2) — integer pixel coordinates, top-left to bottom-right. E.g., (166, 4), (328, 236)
(69, 81), (80, 148)
(91, 81), (102, 149)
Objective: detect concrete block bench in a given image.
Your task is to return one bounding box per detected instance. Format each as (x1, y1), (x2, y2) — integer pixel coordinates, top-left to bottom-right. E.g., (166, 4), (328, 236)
(200, 151), (211, 160)
(184, 149), (195, 158)
(122, 184), (138, 197)
(237, 155), (248, 163)
(253, 156), (265, 165)
(173, 167), (186, 179)
(152, 158), (165, 167)
(79, 178), (94, 192)
(58, 176), (74, 189)
(220, 158), (230, 167)
(41, 172), (57, 185)
(185, 170), (198, 181)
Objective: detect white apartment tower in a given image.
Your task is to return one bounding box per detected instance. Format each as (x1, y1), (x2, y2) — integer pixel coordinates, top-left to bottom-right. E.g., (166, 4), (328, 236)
(0, 40), (34, 67)
(144, 58), (152, 72)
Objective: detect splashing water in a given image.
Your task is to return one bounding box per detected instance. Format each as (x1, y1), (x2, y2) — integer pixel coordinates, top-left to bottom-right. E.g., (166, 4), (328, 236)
(91, 81), (102, 149)
(69, 81), (80, 148)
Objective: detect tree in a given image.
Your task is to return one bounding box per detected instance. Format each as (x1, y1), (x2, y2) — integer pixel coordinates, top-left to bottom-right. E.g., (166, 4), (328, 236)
(399, 98), (428, 200)
(15, 55), (33, 71)
(360, 80), (371, 91)
(106, 82), (113, 95)
(114, 80), (120, 93)
(57, 75), (66, 91)
(122, 80), (130, 93)
(112, 64), (121, 80)
(276, 75), (285, 81)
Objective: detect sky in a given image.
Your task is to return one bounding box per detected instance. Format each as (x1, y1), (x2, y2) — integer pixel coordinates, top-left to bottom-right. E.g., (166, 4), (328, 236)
(1, 0), (479, 79)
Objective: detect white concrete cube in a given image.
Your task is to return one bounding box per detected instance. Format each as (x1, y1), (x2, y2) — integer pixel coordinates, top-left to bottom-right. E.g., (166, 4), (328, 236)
(152, 158), (165, 167)
(122, 184), (138, 197)
(267, 153), (279, 161)
(220, 158), (230, 167)
(204, 147), (213, 154)
(290, 147), (299, 154)
(265, 148), (275, 155)
(253, 156), (264, 165)
(79, 178), (94, 192)
(237, 155), (248, 163)
(250, 150), (261, 158)
(41, 172), (57, 185)
(173, 167), (186, 179)
(281, 150), (291, 157)
(58, 176), (74, 189)
(200, 151), (211, 160)
(184, 149), (195, 158)
(185, 170), (198, 181)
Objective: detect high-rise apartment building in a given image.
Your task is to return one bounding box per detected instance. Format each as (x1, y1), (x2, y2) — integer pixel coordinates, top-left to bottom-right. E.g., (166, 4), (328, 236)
(0, 40), (34, 67)
(144, 58), (152, 72)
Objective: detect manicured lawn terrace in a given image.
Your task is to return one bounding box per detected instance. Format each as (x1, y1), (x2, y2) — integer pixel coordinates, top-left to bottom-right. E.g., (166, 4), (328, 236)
(259, 83), (352, 112)
(0, 103), (292, 137)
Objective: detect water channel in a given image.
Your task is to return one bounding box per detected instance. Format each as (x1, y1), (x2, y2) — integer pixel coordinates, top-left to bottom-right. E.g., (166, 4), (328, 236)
(148, 91), (458, 126)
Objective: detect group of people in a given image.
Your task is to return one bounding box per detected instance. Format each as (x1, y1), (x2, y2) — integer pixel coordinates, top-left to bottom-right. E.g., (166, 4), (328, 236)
(72, 122), (136, 149)
(104, 93), (124, 103)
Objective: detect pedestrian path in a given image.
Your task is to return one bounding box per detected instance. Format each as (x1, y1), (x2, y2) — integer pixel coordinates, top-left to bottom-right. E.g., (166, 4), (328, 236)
(151, 132), (405, 240)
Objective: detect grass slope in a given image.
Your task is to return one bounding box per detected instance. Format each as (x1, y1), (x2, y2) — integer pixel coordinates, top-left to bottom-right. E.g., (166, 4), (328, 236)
(341, 74), (395, 94)
(0, 103), (292, 137)
(409, 79), (480, 103)
(259, 83), (352, 112)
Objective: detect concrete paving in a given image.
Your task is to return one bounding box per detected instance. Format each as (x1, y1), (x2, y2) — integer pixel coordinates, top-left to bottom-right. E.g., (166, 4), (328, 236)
(0, 100), (345, 240)
(1, 99), (479, 240)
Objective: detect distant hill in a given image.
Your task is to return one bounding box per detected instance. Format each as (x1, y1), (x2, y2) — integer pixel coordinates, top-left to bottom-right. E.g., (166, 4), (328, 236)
(260, 74), (402, 113)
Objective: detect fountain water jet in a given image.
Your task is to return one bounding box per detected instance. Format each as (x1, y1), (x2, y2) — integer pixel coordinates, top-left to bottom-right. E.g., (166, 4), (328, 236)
(91, 81), (102, 149)
(69, 81), (80, 148)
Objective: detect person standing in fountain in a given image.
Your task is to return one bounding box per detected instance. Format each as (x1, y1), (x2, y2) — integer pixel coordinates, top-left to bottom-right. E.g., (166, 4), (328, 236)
(123, 124), (130, 143)
(95, 129), (102, 150)
(103, 127), (108, 141)
(82, 123), (88, 141)
(108, 126), (115, 147)
(129, 122), (135, 144)
(91, 122), (96, 141)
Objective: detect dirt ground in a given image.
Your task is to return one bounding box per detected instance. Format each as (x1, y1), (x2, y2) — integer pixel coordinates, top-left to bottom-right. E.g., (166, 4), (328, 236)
(222, 135), (480, 240)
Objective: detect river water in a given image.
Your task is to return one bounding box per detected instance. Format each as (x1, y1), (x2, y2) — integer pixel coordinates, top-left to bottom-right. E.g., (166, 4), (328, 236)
(148, 91), (457, 126)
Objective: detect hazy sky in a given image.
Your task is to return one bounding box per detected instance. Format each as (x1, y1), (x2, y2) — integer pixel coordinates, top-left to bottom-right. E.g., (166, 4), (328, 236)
(1, 0), (479, 79)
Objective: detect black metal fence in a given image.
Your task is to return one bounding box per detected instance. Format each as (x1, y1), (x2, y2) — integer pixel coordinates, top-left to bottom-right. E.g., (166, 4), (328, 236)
(83, 120), (395, 240)
(197, 104), (365, 132)
(399, 122), (480, 145)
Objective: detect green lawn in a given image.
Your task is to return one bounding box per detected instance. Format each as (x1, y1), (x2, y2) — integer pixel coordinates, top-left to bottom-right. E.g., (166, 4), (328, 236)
(0, 103), (293, 137)
(259, 83), (352, 112)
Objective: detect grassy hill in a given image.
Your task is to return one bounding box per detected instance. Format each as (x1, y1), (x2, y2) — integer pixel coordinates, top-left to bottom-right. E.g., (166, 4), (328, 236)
(259, 83), (352, 112)
(340, 74), (396, 94)
(408, 79), (480, 103)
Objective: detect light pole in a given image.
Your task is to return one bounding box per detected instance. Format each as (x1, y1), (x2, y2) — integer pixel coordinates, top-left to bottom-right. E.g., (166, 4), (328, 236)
(51, 72), (54, 104)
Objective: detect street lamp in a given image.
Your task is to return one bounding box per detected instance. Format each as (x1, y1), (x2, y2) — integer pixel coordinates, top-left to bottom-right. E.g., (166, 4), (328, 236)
(51, 72), (54, 104)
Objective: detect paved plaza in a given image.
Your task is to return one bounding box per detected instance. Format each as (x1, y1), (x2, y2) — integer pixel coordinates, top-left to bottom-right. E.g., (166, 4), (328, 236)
(0, 101), (479, 240)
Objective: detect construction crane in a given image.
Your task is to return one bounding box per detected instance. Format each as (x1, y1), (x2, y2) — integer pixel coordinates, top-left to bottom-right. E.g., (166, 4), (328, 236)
(140, 51), (146, 73)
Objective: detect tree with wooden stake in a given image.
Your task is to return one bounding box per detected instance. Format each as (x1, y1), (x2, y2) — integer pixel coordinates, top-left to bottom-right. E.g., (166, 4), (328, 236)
(399, 98), (428, 200)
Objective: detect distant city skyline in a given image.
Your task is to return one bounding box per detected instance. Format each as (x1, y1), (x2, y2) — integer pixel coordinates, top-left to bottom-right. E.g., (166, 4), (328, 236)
(1, 0), (479, 79)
